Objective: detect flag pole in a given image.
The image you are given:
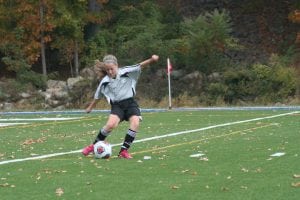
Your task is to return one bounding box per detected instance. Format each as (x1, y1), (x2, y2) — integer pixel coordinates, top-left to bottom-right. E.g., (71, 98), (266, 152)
(167, 58), (172, 110)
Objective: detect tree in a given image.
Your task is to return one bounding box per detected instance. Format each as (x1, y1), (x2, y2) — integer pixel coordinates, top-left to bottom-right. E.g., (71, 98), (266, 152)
(182, 9), (239, 73)
(51, 0), (110, 77)
(0, 0), (55, 76)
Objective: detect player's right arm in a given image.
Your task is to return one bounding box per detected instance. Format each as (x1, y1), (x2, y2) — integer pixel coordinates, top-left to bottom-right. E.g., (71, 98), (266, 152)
(139, 55), (159, 68)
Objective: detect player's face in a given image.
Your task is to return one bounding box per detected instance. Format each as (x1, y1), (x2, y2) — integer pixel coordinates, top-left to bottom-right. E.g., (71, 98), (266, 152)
(105, 63), (118, 78)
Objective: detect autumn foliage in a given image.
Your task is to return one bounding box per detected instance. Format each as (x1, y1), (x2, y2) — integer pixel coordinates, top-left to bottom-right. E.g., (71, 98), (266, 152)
(289, 9), (300, 44)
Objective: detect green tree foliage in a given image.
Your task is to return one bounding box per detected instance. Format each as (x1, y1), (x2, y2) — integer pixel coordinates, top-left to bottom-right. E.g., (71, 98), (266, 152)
(181, 9), (240, 73)
(223, 55), (297, 104)
(51, 0), (110, 75)
(51, 1), (88, 76)
(84, 1), (165, 65)
(0, 0), (31, 72)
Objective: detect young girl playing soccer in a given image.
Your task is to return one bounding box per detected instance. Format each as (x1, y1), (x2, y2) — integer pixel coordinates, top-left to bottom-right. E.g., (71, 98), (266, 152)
(82, 54), (159, 159)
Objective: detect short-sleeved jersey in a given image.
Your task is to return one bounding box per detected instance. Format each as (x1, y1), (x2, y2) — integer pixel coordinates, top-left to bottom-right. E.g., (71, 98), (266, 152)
(94, 64), (141, 103)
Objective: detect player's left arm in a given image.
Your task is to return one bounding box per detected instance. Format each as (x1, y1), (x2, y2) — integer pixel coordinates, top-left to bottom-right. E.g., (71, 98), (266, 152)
(139, 55), (159, 68)
(85, 99), (99, 113)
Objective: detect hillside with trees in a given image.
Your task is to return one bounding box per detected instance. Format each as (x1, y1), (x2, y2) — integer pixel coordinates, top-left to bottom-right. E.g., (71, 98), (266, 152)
(0, 0), (299, 110)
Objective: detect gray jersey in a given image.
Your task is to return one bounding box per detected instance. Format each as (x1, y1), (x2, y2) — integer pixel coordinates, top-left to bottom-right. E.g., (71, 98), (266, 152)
(94, 64), (141, 103)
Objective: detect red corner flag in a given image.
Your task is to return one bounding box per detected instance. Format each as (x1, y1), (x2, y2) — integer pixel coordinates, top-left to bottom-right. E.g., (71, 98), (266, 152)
(167, 58), (172, 74)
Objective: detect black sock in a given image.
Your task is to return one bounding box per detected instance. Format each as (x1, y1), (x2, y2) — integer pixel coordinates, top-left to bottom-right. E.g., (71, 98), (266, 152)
(93, 128), (110, 144)
(121, 129), (136, 151)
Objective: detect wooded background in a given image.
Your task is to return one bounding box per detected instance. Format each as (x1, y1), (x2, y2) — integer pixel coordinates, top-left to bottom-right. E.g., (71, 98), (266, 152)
(0, 0), (300, 108)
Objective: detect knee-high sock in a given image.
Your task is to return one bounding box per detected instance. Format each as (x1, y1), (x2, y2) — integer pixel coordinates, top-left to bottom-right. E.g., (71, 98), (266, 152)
(93, 128), (110, 144)
(121, 129), (136, 150)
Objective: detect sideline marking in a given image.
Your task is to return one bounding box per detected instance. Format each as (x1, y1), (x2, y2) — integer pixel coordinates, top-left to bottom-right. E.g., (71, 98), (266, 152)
(0, 123), (28, 127)
(0, 111), (298, 166)
(0, 117), (82, 121)
(0, 116), (98, 130)
(0, 117), (82, 127)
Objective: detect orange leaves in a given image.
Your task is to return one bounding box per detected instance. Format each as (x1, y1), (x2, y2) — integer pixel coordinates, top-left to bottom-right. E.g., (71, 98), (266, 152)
(288, 10), (300, 23)
(16, 1), (35, 14)
(5, 0), (56, 64)
(21, 137), (46, 146)
(288, 9), (300, 44)
(296, 32), (300, 44)
(85, 11), (112, 24)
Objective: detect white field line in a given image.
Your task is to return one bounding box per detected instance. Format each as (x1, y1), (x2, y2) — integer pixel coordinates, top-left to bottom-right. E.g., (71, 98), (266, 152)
(0, 123), (28, 127)
(0, 117), (82, 127)
(0, 117), (82, 121)
(0, 111), (298, 166)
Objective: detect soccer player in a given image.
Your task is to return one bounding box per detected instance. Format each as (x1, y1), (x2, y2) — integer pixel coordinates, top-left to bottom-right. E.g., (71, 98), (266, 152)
(82, 54), (159, 159)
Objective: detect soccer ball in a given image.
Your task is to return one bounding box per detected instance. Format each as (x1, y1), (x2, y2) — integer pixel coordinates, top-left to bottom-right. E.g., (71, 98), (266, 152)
(93, 141), (112, 159)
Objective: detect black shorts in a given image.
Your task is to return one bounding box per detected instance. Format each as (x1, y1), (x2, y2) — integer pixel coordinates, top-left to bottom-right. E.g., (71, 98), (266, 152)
(110, 98), (141, 121)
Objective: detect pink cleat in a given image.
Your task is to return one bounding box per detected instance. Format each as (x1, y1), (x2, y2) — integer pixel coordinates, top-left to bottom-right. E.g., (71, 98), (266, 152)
(118, 149), (133, 159)
(82, 144), (94, 156)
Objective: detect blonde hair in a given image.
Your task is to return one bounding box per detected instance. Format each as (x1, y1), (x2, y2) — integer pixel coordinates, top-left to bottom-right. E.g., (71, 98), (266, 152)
(93, 60), (106, 78)
(103, 54), (118, 65)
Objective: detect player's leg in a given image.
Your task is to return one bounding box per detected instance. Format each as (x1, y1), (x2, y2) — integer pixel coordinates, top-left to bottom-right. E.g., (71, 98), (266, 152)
(82, 103), (124, 156)
(118, 115), (140, 159)
(119, 99), (141, 159)
(93, 114), (120, 143)
(82, 114), (120, 156)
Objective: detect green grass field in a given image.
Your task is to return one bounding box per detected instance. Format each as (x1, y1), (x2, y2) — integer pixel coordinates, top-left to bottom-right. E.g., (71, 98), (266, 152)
(0, 109), (300, 200)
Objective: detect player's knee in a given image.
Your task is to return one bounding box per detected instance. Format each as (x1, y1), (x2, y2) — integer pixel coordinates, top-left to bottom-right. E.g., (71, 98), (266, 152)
(105, 122), (118, 131)
(130, 116), (140, 128)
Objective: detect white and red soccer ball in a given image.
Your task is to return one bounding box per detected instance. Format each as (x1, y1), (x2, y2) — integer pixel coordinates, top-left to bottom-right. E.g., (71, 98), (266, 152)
(93, 141), (112, 159)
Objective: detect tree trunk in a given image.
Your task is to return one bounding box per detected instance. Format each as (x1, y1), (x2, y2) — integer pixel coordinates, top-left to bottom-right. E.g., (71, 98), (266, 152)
(40, 0), (47, 76)
(85, 0), (102, 40)
(74, 40), (79, 77)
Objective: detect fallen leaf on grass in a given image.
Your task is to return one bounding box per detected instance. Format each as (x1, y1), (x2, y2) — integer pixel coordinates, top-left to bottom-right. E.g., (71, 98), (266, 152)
(0, 183), (15, 188)
(241, 168), (249, 172)
(255, 168), (262, 173)
(21, 137), (46, 145)
(293, 174), (300, 178)
(221, 187), (229, 191)
(181, 169), (189, 173)
(291, 182), (300, 187)
(55, 188), (64, 196)
(54, 170), (67, 174)
(171, 185), (180, 189)
(0, 183), (9, 187)
(191, 171), (198, 176)
(199, 157), (209, 161)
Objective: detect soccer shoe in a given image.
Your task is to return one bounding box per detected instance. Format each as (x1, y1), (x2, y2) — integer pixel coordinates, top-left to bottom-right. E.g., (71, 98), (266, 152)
(82, 144), (94, 156)
(118, 149), (133, 159)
